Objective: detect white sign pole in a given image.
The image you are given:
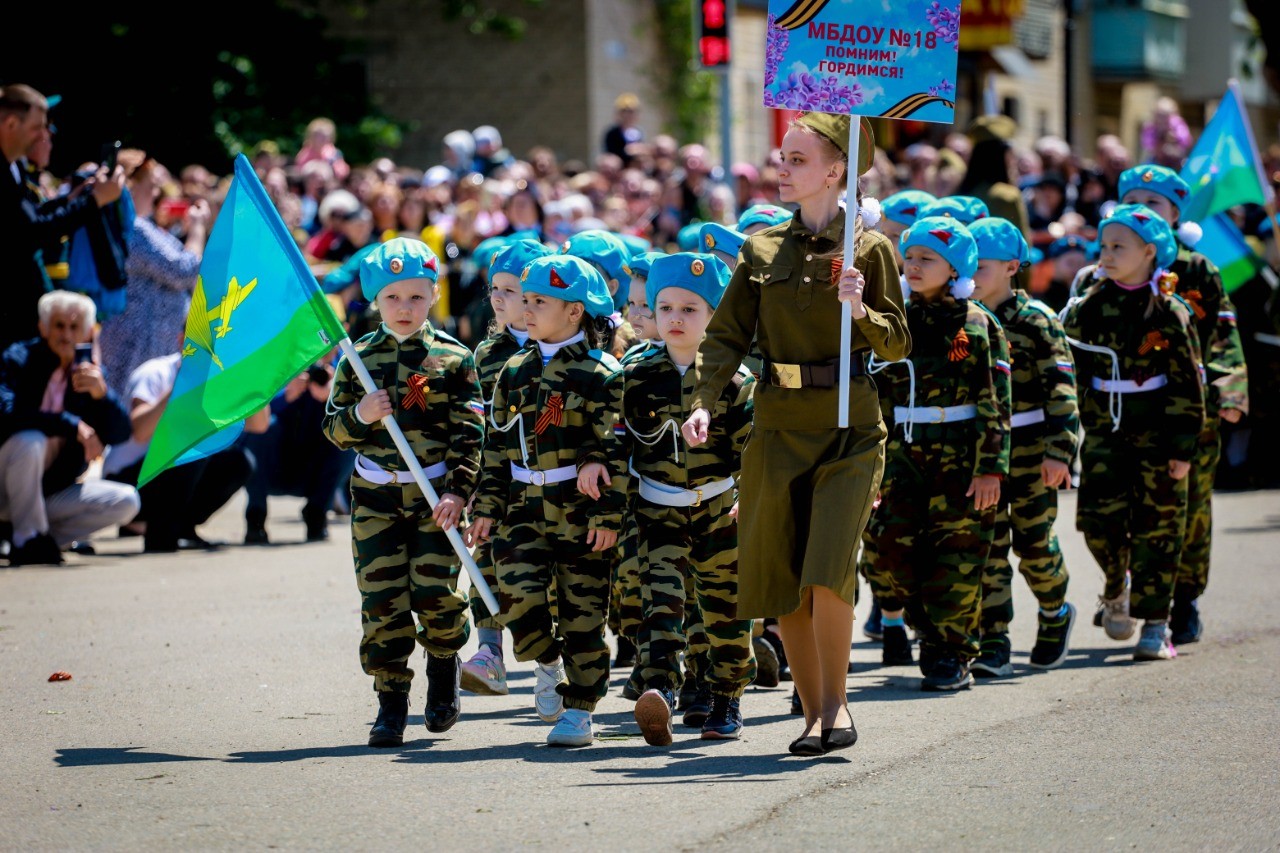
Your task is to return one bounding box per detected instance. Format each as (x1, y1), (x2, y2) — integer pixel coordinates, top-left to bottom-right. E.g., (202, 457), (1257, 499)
(337, 337), (501, 617)
(838, 119), (863, 429)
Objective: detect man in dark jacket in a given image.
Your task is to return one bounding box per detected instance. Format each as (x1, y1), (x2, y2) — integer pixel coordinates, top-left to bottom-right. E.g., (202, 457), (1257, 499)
(0, 83), (124, 348)
(0, 291), (139, 565)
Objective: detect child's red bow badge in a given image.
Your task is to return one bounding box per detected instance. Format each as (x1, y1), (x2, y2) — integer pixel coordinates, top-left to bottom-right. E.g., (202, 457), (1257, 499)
(1137, 331), (1169, 355)
(403, 373), (429, 411)
(535, 394), (565, 434)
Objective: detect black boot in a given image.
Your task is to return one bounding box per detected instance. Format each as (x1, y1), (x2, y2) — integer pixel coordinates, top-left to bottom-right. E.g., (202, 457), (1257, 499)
(424, 654), (461, 733)
(882, 624), (914, 666)
(368, 691), (409, 747)
(302, 504), (329, 542)
(244, 507), (269, 545)
(613, 635), (636, 669)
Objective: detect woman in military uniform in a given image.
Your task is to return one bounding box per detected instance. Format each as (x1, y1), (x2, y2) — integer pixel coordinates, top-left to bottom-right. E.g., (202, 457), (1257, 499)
(682, 112), (910, 755)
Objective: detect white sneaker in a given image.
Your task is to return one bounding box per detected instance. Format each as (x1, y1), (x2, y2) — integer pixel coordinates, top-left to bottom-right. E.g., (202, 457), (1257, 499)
(1098, 574), (1137, 641)
(546, 708), (594, 747)
(460, 647), (508, 695)
(533, 658), (566, 722)
(1133, 621), (1177, 661)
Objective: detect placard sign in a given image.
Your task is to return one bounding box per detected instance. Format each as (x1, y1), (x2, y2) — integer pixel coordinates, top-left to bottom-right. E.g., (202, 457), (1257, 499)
(765, 0), (963, 123)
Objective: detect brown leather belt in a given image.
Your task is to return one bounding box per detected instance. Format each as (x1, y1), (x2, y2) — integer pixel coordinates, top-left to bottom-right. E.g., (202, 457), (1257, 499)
(767, 355), (866, 389)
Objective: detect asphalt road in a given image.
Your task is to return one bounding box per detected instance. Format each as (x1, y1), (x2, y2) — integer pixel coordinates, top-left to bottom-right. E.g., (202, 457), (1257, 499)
(2, 488), (1278, 851)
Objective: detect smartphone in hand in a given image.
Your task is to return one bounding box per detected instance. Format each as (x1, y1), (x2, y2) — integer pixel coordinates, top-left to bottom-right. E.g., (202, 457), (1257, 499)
(74, 343), (94, 365)
(100, 140), (121, 173)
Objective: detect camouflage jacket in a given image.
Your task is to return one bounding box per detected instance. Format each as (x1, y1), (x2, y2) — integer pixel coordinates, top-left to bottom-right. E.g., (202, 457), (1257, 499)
(1061, 280), (1205, 460)
(875, 295), (1012, 478)
(992, 290), (1079, 464)
(1170, 247), (1248, 417)
(621, 339), (664, 366)
(473, 338), (630, 532)
(693, 221), (910, 430)
(474, 328), (529, 406)
(322, 322), (485, 498)
(623, 349), (754, 490)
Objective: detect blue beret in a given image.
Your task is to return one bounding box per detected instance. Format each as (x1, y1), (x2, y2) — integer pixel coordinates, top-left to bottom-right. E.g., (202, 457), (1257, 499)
(881, 190), (938, 227)
(617, 232), (653, 257)
(359, 237), (440, 301)
(1029, 247), (1045, 265)
(968, 217), (1030, 264)
(699, 222), (746, 266)
(737, 204), (792, 233)
(919, 195), (990, 225)
(676, 222), (703, 251)
(1119, 165), (1191, 212)
(624, 250), (666, 280)
(899, 216), (979, 282)
(561, 229), (632, 287)
(490, 238), (554, 280)
(520, 254), (615, 319)
(1047, 234), (1092, 259)
(472, 235), (512, 272)
(646, 252), (731, 312)
(1100, 203), (1179, 270)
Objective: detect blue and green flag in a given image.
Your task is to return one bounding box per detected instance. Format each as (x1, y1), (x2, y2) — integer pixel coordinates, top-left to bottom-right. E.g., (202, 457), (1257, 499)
(138, 154), (347, 487)
(1196, 213), (1265, 294)
(1180, 81), (1274, 223)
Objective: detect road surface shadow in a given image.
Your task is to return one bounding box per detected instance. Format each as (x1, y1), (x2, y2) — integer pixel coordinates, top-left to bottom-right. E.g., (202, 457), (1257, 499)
(54, 747), (218, 767)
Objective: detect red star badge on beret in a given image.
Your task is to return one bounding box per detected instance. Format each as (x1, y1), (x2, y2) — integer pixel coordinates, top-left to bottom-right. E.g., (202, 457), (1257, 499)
(929, 229), (953, 244)
(549, 269), (569, 289)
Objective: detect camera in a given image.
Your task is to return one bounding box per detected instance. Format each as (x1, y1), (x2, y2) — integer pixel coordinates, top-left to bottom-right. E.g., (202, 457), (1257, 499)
(306, 363), (331, 385)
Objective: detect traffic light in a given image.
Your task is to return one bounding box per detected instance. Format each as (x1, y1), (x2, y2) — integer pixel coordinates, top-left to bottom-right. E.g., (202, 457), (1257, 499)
(696, 0), (730, 68)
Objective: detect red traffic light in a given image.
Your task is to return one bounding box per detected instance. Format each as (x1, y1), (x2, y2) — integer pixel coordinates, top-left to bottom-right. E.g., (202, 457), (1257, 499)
(696, 0), (730, 67)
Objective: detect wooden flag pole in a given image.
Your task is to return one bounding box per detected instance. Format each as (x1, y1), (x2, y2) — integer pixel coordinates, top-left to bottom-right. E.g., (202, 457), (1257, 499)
(337, 337), (501, 618)
(838, 118), (863, 429)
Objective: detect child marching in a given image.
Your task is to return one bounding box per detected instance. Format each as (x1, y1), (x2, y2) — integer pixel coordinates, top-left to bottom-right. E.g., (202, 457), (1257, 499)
(968, 217), (1079, 676)
(321, 237), (485, 747)
(624, 252), (757, 745)
(1061, 204), (1205, 661)
(466, 254), (629, 747)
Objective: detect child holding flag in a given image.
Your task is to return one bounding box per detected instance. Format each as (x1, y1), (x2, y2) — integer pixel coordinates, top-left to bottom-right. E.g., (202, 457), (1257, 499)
(1115, 165), (1248, 644)
(625, 252), (757, 745)
(968, 217), (1079, 676)
(321, 237), (485, 748)
(459, 238), (553, 697)
(1061, 205), (1205, 661)
(466, 254), (629, 748)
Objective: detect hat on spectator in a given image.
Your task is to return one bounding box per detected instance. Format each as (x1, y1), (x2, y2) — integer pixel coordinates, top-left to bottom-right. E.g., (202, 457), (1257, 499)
(737, 204), (793, 233)
(899, 216), (979, 298)
(562, 229), (632, 287)
(473, 125), (502, 149)
(473, 235), (513, 273)
(646, 252), (732, 312)
(919, 195), (990, 225)
(1100, 203), (1178, 271)
(969, 217), (1030, 264)
(490, 238), (555, 281)
(677, 222), (704, 251)
(880, 190), (938, 227)
(422, 165), (454, 188)
(521, 255), (615, 318)
(700, 222), (747, 268)
(360, 237), (440, 302)
(617, 232), (653, 257)
(318, 189), (361, 226)
(794, 112), (876, 174)
(624, 251), (666, 281)
(1046, 234), (1093, 260)
(730, 162), (760, 183)
(967, 114), (1018, 146)
(442, 129), (475, 163)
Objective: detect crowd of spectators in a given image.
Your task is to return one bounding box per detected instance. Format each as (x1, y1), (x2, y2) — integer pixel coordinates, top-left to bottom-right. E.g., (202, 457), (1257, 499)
(3, 82), (1279, 565)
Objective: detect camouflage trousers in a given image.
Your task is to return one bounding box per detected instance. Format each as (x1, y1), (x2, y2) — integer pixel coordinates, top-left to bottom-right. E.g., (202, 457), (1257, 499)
(608, 515), (643, 642)
(1176, 420), (1221, 602)
(1077, 430), (1188, 621)
(863, 437), (994, 660)
(467, 542), (502, 631)
(634, 490), (756, 697)
(979, 437), (1070, 635)
(858, 524), (896, 610)
(350, 480), (471, 694)
(490, 483), (611, 712)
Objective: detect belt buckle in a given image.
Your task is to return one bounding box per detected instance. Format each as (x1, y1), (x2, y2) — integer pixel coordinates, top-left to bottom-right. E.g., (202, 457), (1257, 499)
(770, 362), (802, 389)
(931, 406), (946, 423)
(530, 469), (546, 486)
(693, 488), (703, 507)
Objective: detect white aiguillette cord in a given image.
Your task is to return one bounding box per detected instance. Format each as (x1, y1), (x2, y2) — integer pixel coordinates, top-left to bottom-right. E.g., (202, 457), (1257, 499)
(624, 416), (682, 464)
(867, 354), (916, 443)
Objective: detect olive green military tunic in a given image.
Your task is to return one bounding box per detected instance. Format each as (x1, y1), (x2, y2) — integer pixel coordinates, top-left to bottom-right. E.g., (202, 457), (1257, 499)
(692, 217), (911, 618)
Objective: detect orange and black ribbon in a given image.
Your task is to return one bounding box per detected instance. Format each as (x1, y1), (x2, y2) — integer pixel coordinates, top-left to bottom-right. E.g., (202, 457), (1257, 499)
(403, 373), (429, 411)
(948, 328), (970, 362)
(1183, 289), (1206, 319)
(1138, 331), (1169, 355)
(535, 394), (564, 435)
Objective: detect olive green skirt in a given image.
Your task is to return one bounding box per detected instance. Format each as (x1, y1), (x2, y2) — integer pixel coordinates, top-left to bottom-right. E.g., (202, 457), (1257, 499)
(736, 422), (887, 619)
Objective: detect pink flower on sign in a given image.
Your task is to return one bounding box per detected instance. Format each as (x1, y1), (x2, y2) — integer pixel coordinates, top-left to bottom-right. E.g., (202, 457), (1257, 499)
(765, 13), (789, 88)
(926, 2), (961, 49)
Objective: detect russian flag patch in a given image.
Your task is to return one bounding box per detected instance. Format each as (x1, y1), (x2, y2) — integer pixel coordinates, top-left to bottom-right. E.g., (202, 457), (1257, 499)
(995, 359), (1012, 374)
(613, 423), (628, 436)
(1055, 360), (1075, 372)
(468, 400), (485, 415)
(1219, 311), (1236, 323)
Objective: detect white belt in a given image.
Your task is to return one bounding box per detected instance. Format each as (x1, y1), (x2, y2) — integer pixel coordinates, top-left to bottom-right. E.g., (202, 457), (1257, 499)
(1091, 375), (1168, 393)
(1010, 408), (1045, 428)
(893, 404), (977, 424)
(1256, 332), (1280, 347)
(355, 454), (447, 485)
(637, 474), (735, 508)
(510, 462), (578, 486)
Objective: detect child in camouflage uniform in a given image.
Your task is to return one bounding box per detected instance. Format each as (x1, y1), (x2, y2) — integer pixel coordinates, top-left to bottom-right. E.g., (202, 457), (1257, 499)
(1061, 204), (1205, 661)
(321, 237), (485, 748)
(460, 239), (554, 697)
(625, 252), (757, 745)
(466, 254), (629, 748)
(968, 218), (1079, 677)
(863, 216), (1012, 691)
(1116, 165), (1248, 644)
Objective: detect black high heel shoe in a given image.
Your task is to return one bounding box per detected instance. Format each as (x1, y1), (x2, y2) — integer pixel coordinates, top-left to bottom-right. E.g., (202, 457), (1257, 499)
(788, 734), (824, 756)
(820, 709), (858, 753)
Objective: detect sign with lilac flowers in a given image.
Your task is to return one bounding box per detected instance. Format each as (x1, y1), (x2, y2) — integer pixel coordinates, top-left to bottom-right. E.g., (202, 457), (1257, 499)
(765, 0), (962, 123)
